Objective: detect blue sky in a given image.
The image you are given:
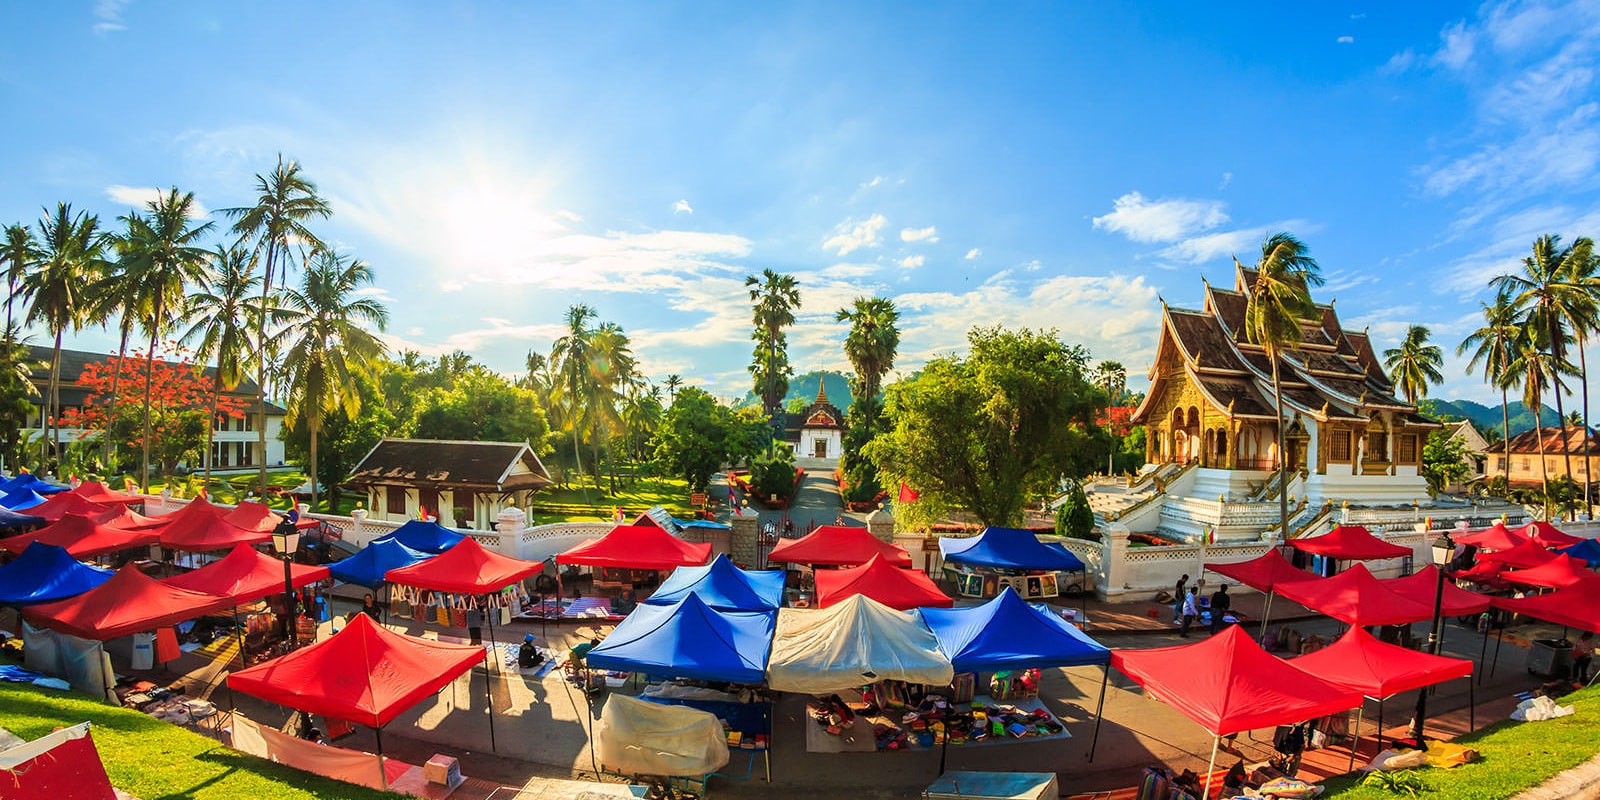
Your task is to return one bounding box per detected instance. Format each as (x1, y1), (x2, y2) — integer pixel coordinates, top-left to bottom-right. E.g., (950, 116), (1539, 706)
(2, 2), (1598, 405)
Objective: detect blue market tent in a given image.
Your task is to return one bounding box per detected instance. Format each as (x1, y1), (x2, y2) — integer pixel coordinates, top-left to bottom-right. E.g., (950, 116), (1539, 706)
(0, 542), (113, 605)
(0, 506), (44, 532)
(647, 554), (785, 612)
(587, 593), (774, 683)
(1558, 539), (1600, 568)
(939, 527), (1086, 572)
(918, 587), (1109, 672)
(328, 539), (434, 588)
(368, 520), (467, 555)
(0, 489), (48, 511)
(0, 474), (68, 495)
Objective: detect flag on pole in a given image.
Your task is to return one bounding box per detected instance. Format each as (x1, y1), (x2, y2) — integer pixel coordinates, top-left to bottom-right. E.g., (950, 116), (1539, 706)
(1204, 527), (1215, 546)
(419, 507), (432, 522)
(898, 482), (920, 503)
(123, 476), (135, 493)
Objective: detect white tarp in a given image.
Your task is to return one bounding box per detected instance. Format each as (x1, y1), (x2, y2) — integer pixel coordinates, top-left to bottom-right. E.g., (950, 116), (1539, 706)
(596, 695), (730, 777)
(230, 715), (389, 791)
(766, 594), (954, 693)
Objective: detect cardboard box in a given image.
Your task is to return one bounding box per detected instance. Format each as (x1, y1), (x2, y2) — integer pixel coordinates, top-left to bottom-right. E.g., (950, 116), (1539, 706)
(424, 754), (462, 788)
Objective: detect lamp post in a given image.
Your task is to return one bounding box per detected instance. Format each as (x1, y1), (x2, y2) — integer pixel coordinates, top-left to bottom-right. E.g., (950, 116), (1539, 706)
(271, 519), (302, 651)
(1408, 530), (1455, 744)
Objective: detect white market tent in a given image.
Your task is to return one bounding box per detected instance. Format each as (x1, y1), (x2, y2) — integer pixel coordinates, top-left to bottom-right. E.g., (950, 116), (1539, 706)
(766, 594), (953, 693)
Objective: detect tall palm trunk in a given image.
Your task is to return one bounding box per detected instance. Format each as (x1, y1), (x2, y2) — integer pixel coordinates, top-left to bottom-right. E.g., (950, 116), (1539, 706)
(255, 242), (279, 497)
(1500, 386), (1512, 483)
(309, 416), (319, 512)
(1579, 336), (1592, 518)
(1271, 351), (1289, 538)
(570, 395), (587, 502)
(1553, 378), (1574, 502)
(47, 334), (62, 470)
(101, 323), (133, 471)
(1537, 421), (1551, 520)
(203, 373), (222, 490)
(139, 300), (163, 494)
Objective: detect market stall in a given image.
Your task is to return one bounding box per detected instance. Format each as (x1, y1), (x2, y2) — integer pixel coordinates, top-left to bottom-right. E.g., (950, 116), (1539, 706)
(588, 594), (775, 684)
(1294, 626), (1474, 757)
(646, 554), (784, 612)
(0, 505), (44, 533)
(557, 524), (712, 607)
(0, 489), (49, 512)
(156, 497), (273, 554)
(164, 544), (333, 666)
(97, 506), (165, 531)
(813, 554), (952, 610)
(938, 527), (1086, 604)
(1519, 521), (1584, 549)
(1558, 539), (1600, 568)
(1476, 538), (1558, 570)
(25, 492), (112, 522)
(768, 594), (953, 693)
(69, 481), (144, 507)
(1498, 554), (1594, 590)
(0, 474), (68, 495)
(0, 542), (112, 605)
(1288, 524), (1412, 576)
(597, 695), (731, 787)
(766, 525), (912, 568)
(368, 519), (467, 554)
(0, 512), (160, 560)
(1455, 521), (1527, 552)
(1205, 550), (1318, 641)
(326, 539), (433, 589)
(1271, 563), (1436, 627)
(223, 501), (283, 533)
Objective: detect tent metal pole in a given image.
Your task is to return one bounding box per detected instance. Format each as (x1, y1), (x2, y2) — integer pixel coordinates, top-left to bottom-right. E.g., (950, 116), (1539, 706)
(1089, 664), (1109, 762)
(1202, 735), (1219, 799)
(1469, 676), (1475, 733)
(1258, 590), (1277, 646)
(1492, 623), (1505, 679)
(938, 724), (949, 775)
(1347, 703), (1365, 774)
(1478, 618), (1490, 685)
(375, 726), (386, 791)
(482, 644), (498, 753)
(1377, 701), (1384, 751)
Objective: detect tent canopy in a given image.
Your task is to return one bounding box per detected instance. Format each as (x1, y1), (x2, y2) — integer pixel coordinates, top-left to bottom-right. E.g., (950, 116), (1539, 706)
(938, 527), (1085, 572)
(597, 695), (730, 779)
(814, 554), (952, 610)
(1491, 578), (1600, 635)
(918, 587), (1109, 672)
(1292, 627), (1473, 699)
(1499, 554), (1595, 590)
(556, 524), (712, 570)
(1205, 551), (1318, 593)
(1455, 522), (1527, 552)
(228, 613), (482, 727)
(1520, 521), (1584, 549)
(164, 544), (331, 605)
(97, 506), (165, 531)
(1476, 539), (1557, 569)
(369, 520), (467, 555)
(0, 542), (113, 605)
(384, 537), (539, 594)
(0, 474), (67, 495)
(767, 594), (954, 693)
(587, 594), (774, 683)
(327, 539), (433, 589)
(1111, 625), (1362, 737)
(1272, 563), (1436, 627)
(767, 524), (912, 568)
(0, 489), (48, 511)
(223, 501), (282, 533)
(22, 566), (233, 640)
(1558, 539), (1600, 568)
(0, 513), (159, 559)
(69, 481), (143, 507)
(1380, 565), (1492, 616)
(27, 492), (111, 522)
(157, 498), (271, 552)
(647, 554), (785, 612)
(0, 506), (44, 532)
(1288, 525), (1411, 561)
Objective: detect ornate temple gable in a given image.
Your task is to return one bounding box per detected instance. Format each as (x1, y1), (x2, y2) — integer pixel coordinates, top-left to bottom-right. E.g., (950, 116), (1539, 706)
(1342, 331), (1395, 392)
(801, 383), (844, 430)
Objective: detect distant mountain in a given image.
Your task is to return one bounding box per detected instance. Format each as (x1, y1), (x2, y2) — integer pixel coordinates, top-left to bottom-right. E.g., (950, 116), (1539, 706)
(736, 370), (853, 411)
(1419, 398), (1562, 438)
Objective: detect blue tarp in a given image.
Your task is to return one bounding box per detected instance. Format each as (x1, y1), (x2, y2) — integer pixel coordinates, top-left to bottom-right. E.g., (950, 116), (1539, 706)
(327, 539), (434, 588)
(587, 593), (774, 683)
(368, 520), (467, 554)
(0, 542), (114, 605)
(647, 554), (785, 612)
(0, 474), (68, 495)
(918, 587), (1109, 672)
(0, 489), (48, 511)
(674, 518), (731, 530)
(0, 506), (44, 531)
(939, 527), (1085, 572)
(1558, 539), (1600, 568)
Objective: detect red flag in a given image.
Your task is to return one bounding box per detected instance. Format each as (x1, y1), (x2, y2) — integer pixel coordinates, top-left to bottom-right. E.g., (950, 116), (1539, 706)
(898, 482), (920, 503)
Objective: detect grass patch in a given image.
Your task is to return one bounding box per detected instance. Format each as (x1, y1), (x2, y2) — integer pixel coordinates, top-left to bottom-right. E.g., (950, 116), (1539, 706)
(525, 475), (696, 524)
(1321, 684), (1600, 799)
(0, 682), (396, 799)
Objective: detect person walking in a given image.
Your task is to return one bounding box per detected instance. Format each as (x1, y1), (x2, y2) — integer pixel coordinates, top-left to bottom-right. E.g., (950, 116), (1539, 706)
(1173, 573), (1189, 624)
(1210, 584), (1231, 635)
(1180, 587), (1199, 637)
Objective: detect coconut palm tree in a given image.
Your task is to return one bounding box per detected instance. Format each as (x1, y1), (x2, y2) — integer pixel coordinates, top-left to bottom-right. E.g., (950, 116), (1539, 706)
(1239, 232), (1323, 539)
(1459, 295), (1523, 482)
(221, 156), (331, 497)
(1555, 237), (1599, 512)
(1, 224), (38, 339)
(664, 373), (683, 405)
(1093, 360), (1127, 405)
(1382, 325), (1445, 406)
(552, 304), (598, 498)
(182, 245), (261, 488)
(119, 190), (214, 491)
(747, 269), (801, 448)
(274, 252), (388, 510)
(84, 217), (155, 472)
(836, 296), (901, 427)
(23, 203), (109, 469)
(1502, 330), (1573, 518)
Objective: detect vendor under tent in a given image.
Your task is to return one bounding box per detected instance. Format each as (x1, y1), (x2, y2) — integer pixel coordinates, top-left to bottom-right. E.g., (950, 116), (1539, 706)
(1288, 524), (1412, 562)
(0, 488), (48, 511)
(223, 501), (282, 533)
(557, 524), (713, 570)
(1206, 550), (1319, 642)
(1111, 625), (1363, 797)
(767, 594), (954, 693)
(368, 519), (466, 555)
(766, 524), (912, 568)
(587, 594), (775, 684)
(1558, 539), (1600, 568)
(1498, 554), (1595, 590)
(813, 554), (952, 610)
(227, 613), (485, 790)
(1490, 578), (1600, 634)
(647, 554), (785, 612)
(0, 505), (44, 533)
(1271, 563), (1436, 627)
(939, 527), (1086, 606)
(22, 566), (233, 640)
(1520, 521), (1584, 549)
(164, 543), (331, 604)
(1475, 538), (1557, 570)
(1455, 521), (1528, 552)
(0, 542), (112, 605)
(27, 492), (111, 522)
(0, 512), (160, 559)
(69, 481), (143, 507)
(327, 539), (433, 589)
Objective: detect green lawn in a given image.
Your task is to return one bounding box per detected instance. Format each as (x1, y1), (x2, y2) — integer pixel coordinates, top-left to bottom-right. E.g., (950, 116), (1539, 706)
(523, 474), (696, 524)
(1322, 684), (1600, 799)
(146, 472), (363, 516)
(0, 682), (396, 799)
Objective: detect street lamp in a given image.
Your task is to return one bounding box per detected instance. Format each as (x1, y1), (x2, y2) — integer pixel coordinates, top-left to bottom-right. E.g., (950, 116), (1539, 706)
(271, 519), (301, 651)
(1408, 530), (1455, 743)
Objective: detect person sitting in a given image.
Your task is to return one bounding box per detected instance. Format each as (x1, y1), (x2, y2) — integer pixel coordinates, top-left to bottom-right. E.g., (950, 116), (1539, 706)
(1573, 632), (1595, 683)
(570, 636), (600, 669)
(518, 634), (545, 669)
(360, 592), (382, 621)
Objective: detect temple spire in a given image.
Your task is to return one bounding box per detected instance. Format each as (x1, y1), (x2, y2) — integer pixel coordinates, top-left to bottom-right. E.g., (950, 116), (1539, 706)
(815, 380), (829, 406)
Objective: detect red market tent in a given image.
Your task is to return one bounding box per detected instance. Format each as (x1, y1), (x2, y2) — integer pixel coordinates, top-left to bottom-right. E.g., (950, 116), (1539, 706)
(0, 513), (159, 559)
(164, 544), (331, 605)
(1455, 522), (1528, 552)
(1520, 521), (1585, 549)
(1380, 565), (1492, 616)
(227, 613), (483, 727)
(384, 537), (540, 594)
(22, 566), (233, 640)
(27, 492), (112, 523)
(1293, 626), (1474, 698)
(1272, 563), (1436, 627)
(1455, 560), (1506, 584)
(1476, 539), (1557, 570)
(1498, 554), (1596, 590)
(1205, 551), (1318, 592)
(157, 499), (271, 552)
(556, 524), (712, 570)
(1490, 578), (1600, 635)
(766, 524), (912, 567)
(96, 506), (165, 531)
(1288, 525), (1411, 561)
(69, 481), (143, 507)
(224, 501), (282, 533)
(813, 554), (952, 610)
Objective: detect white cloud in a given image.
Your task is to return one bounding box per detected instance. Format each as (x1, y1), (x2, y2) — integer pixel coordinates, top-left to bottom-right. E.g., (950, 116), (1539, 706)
(1432, 20), (1477, 70)
(352, 286), (395, 303)
(1420, 104), (1600, 198)
(900, 226), (939, 243)
(103, 185), (210, 218)
(380, 317), (567, 358)
(1022, 259), (1042, 271)
(1155, 220), (1316, 264)
(1337, 36), (1355, 44)
(1382, 49), (1419, 74)
(1441, 204), (1600, 291)
(1218, 172), (1233, 190)
(439, 280), (465, 293)
(860, 176), (884, 190)
(1092, 191), (1230, 243)
(672, 199), (693, 214)
(964, 248), (982, 260)
(93, 0), (127, 34)
(821, 261), (881, 279)
(406, 327), (423, 336)
(822, 213), (887, 255)
(897, 255), (925, 269)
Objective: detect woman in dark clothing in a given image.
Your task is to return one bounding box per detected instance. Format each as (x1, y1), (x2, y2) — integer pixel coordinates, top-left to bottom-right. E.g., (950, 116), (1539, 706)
(360, 592), (382, 621)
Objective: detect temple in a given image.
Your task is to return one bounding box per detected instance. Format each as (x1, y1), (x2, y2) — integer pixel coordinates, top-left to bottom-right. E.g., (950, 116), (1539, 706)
(787, 383), (844, 461)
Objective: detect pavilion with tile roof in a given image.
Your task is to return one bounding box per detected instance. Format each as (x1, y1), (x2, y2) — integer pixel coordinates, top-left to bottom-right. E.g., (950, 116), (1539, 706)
(793, 383), (845, 460)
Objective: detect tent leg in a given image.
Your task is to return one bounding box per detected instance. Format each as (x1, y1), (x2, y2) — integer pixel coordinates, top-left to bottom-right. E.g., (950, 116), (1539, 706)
(1258, 590), (1276, 647)
(1089, 664), (1109, 763)
(1492, 623), (1505, 680)
(375, 726), (386, 791)
(1377, 702), (1384, 751)
(483, 647), (498, 753)
(1203, 736), (1219, 799)
(1080, 569), (1088, 631)
(1347, 703), (1365, 774)
(1469, 677), (1475, 733)
(938, 727), (949, 775)
(1478, 620), (1490, 685)
(99, 642), (114, 705)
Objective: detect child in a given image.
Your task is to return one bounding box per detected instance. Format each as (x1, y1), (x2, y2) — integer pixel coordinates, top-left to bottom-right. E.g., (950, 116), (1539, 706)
(1180, 587), (1199, 637)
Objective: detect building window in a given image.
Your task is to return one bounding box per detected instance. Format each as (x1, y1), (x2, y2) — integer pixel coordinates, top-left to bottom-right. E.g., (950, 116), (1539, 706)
(238, 442), (253, 467)
(1397, 435), (1417, 464)
(244, 413), (254, 432)
(1521, 457), (1531, 471)
(386, 486), (406, 515)
(1549, 458), (1560, 473)
(456, 491), (477, 522)
(1329, 431), (1352, 462)
(420, 488), (439, 518)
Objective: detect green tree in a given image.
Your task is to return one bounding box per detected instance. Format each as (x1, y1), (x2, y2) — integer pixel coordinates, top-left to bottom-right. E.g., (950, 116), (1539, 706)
(836, 296), (900, 424)
(221, 155), (332, 497)
(409, 370), (550, 444)
(865, 326), (1109, 527)
(1239, 232), (1323, 538)
(1503, 326), (1577, 517)
(281, 367), (395, 510)
(1555, 237), (1600, 510)
(552, 304), (598, 498)
(181, 245), (260, 488)
(275, 252), (388, 510)
(0, 331), (40, 472)
(588, 321), (639, 493)
(651, 386), (760, 492)
(0, 224), (37, 339)
(1055, 481), (1095, 541)
(1459, 295), (1522, 483)
(747, 269), (801, 448)
(1420, 429), (1471, 497)
(1092, 361), (1127, 405)
(1383, 324), (1444, 406)
(23, 203), (109, 469)
(664, 374), (683, 405)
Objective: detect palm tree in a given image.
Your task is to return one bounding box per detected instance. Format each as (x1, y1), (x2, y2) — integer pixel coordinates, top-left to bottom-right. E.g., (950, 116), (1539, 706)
(664, 374), (683, 405)
(746, 269), (801, 449)
(119, 190), (214, 492)
(1555, 237), (1599, 512)
(835, 296), (901, 427)
(1382, 325), (1445, 406)
(552, 304), (598, 498)
(1503, 330), (1577, 518)
(1459, 295), (1522, 482)
(23, 204), (108, 469)
(1093, 360), (1127, 404)
(1, 224), (37, 338)
(588, 321), (639, 492)
(182, 245), (261, 489)
(1239, 232), (1323, 540)
(275, 252), (388, 510)
(221, 156), (331, 497)
(84, 217), (153, 472)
